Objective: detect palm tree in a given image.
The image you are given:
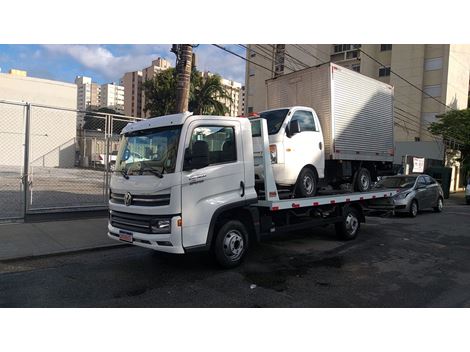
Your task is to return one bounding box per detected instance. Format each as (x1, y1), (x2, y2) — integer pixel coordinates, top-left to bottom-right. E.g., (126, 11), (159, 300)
(190, 73), (233, 116)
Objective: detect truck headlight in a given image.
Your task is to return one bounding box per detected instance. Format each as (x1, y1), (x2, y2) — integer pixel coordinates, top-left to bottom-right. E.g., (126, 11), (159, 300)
(269, 144), (277, 164)
(151, 219), (171, 234)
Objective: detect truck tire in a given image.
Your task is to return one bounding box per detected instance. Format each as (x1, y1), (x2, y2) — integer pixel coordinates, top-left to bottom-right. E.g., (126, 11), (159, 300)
(295, 168), (317, 198)
(335, 206), (360, 240)
(213, 220), (249, 268)
(354, 168), (371, 192)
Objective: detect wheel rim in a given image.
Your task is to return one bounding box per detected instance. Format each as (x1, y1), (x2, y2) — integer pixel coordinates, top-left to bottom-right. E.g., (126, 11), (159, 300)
(411, 202), (418, 216)
(360, 174), (369, 190)
(345, 213), (359, 235)
(303, 175), (314, 194)
(223, 230), (244, 261)
(438, 198), (443, 211)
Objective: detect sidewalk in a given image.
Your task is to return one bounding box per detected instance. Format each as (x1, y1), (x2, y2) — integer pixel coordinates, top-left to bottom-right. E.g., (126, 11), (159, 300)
(0, 217), (124, 261)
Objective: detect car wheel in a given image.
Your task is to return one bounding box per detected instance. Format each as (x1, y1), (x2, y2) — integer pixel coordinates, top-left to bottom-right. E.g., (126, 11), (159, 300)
(354, 168), (371, 192)
(295, 168), (317, 198)
(409, 199), (418, 217)
(335, 206), (361, 240)
(213, 220), (249, 269)
(433, 197), (443, 212)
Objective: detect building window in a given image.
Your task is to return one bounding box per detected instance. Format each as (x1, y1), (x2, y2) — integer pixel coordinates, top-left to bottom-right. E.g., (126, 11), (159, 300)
(380, 44), (392, 51)
(334, 44), (361, 53)
(346, 50), (359, 59)
(351, 64), (361, 72)
(247, 107), (254, 114)
(423, 85), (441, 97)
(424, 57), (443, 71)
(379, 66), (391, 77)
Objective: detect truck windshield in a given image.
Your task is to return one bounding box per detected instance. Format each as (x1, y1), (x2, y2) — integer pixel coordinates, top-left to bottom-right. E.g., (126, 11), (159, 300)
(115, 126), (182, 175)
(252, 109), (290, 136)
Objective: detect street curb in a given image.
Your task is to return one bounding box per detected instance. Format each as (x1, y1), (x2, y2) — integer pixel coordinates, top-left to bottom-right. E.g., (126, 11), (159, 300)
(0, 242), (129, 263)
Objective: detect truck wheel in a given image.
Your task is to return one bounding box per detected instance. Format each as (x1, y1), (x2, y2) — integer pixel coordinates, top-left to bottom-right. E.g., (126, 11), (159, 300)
(295, 168), (317, 198)
(213, 220), (249, 269)
(433, 197), (443, 212)
(335, 206), (360, 240)
(354, 168), (371, 192)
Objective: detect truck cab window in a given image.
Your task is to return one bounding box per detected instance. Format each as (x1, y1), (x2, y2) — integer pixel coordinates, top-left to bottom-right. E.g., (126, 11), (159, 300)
(291, 110), (316, 132)
(190, 126), (237, 165)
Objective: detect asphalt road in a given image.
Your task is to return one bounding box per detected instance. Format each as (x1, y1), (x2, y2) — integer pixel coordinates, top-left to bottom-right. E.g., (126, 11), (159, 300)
(1, 194), (469, 307)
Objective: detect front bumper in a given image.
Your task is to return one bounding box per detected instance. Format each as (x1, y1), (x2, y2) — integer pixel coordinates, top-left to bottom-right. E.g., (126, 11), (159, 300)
(108, 215), (184, 254)
(393, 197), (411, 213)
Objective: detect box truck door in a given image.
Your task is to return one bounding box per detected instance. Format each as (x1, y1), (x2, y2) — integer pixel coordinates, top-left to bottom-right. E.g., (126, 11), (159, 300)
(285, 109), (325, 179)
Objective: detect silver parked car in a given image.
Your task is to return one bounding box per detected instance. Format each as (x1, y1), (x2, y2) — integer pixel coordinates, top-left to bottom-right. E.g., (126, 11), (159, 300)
(374, 174), (444, 217)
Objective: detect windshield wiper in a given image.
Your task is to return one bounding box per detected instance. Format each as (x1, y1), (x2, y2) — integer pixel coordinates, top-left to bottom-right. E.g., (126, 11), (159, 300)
(141, 167), (163, 178)
(120, 169), (129, 179)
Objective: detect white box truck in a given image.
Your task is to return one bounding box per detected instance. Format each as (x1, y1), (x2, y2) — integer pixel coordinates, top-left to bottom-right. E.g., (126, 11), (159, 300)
(107, 112), (396, 268)
(256, 62), (394, 196)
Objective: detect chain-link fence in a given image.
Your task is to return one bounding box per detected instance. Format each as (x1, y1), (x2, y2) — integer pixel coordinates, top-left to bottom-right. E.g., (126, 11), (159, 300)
(0, 99), (141, 220)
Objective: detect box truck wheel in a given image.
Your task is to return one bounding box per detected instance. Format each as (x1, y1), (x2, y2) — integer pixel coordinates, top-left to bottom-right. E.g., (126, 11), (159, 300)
(295, 167), (317, 197)
(335, 206), (360, 240)
(213, 220), (249, 268)
(354, 168), (371, 192)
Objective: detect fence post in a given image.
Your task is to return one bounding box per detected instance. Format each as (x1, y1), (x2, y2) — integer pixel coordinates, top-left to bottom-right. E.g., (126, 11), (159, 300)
(22, 103), (31, 218)
(104, 114), (111, 201)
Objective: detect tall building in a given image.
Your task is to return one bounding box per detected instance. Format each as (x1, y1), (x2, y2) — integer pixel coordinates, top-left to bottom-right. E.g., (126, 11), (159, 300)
(100, 83), (125, 113)
(120, 70), (142, 118)
(245, 44), (470, 143)
(121, 57), (172, 118)
(200, 71), (243, 116)
(75, 76), (101, 112)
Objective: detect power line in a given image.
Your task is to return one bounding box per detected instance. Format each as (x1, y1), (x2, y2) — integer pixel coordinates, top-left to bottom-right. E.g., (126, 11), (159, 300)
(357, 47), (453, 110)
(212, 44), (275, 75)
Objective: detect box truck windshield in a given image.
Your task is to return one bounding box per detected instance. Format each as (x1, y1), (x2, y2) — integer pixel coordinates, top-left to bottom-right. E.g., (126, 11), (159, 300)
(115, 126), (182, 175)
(252, 109), (289, 136)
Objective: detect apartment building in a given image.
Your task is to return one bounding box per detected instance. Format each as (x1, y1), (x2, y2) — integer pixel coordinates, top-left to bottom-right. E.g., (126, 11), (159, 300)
(120, 70), (143, 118)
(245, 44), (470, 142)
(100, 83), (125, 113)
(245, 44), (470, 190)
(200, 71), (243, 116)
(120, 57), (172, 118)
(75, 76), (101, 111)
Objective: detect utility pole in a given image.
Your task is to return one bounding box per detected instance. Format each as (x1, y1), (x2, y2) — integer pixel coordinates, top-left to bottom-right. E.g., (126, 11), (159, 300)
(172, 44), (193, 113)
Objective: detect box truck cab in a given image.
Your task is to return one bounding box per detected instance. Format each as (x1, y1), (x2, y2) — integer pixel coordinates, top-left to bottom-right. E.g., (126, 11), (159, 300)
(252, 106), (325, 197)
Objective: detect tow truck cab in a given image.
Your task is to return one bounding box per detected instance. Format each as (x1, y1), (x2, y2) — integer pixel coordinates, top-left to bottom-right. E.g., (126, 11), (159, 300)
(108, 112), (257, 256)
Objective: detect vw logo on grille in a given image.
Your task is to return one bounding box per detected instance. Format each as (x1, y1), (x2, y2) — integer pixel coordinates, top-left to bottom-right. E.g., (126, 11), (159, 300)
(124, 192), (133, 206)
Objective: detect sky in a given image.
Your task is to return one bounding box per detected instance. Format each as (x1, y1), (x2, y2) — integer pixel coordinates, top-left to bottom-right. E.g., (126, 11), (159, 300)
(0, 44), (246, 85)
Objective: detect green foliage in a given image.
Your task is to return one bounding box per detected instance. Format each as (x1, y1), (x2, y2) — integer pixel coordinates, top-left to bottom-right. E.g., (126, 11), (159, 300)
(143, 68), (233, 117)
(142, 67), (177, 117)
(428, 108), (470, 166)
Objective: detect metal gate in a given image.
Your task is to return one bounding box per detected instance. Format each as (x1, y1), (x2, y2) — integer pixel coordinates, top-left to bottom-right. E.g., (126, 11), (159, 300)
(0, 99), (141, 221)
(0, 101), (27, 220)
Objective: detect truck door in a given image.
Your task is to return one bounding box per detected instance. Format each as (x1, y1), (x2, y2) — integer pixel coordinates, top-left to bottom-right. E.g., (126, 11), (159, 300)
(284, 109), (325, 178)
(181, 120), (245, 249)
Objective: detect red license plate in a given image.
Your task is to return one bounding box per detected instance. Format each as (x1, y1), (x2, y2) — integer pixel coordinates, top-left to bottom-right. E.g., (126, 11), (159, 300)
(119, 231), (133, 243)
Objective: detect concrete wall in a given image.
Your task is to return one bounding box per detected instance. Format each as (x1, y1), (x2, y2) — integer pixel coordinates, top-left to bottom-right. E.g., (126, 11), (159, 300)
(0, 73), (77, 168)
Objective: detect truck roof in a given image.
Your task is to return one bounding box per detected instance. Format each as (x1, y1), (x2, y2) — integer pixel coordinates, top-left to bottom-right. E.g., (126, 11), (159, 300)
(121, 112), (245, 134)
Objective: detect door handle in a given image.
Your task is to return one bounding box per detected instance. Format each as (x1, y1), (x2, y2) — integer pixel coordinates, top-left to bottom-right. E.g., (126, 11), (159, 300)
(319, 142), (323, 150)
(240, 181), (245, 197)
(188, 174), (206, 181)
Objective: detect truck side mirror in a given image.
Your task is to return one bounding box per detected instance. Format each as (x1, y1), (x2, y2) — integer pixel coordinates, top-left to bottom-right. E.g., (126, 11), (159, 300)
(184, 141), (209, 170)
(287, 120), (301, 137)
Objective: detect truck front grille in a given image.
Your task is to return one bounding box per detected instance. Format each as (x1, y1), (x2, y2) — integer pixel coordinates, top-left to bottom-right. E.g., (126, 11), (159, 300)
(110, 192), (170, 207)
(110, 211), (154, 233)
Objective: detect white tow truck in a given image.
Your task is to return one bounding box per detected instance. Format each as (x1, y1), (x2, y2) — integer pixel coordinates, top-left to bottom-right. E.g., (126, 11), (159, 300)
(108, 112), (396, 268)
